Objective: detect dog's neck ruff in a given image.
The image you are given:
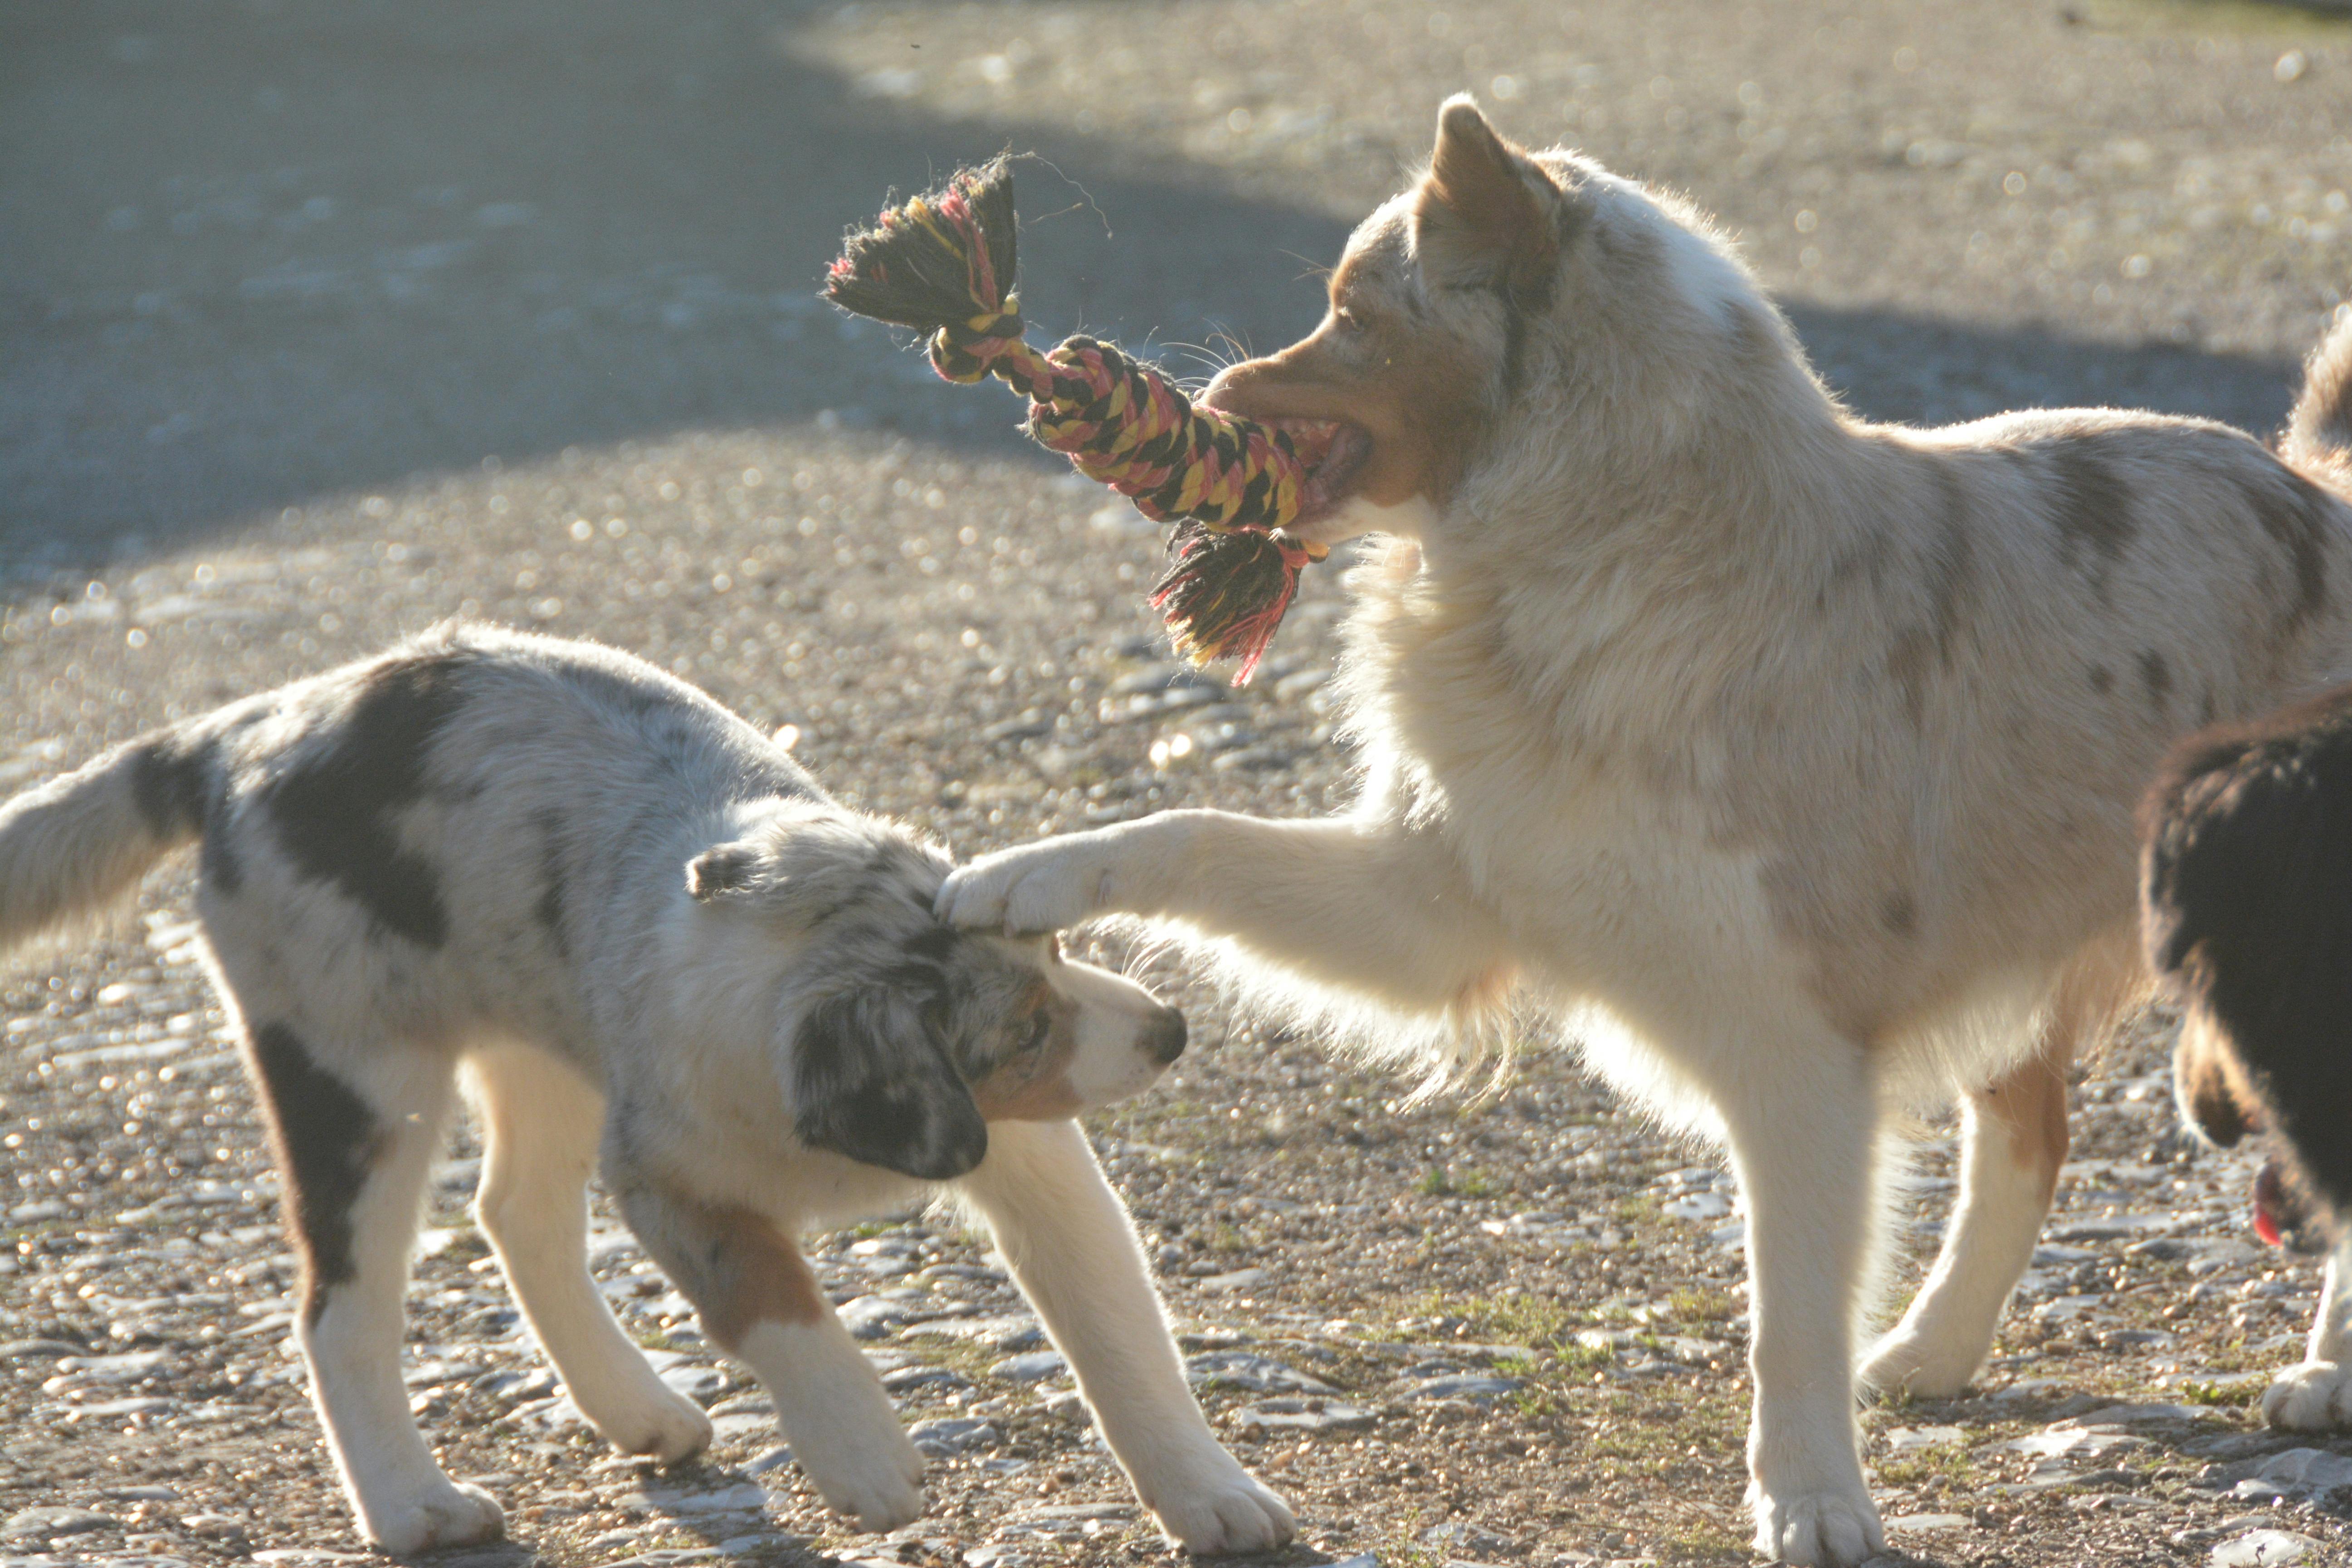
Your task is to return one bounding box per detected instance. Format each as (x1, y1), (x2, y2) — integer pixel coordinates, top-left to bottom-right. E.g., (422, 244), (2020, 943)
(824, 161), (1325, 683)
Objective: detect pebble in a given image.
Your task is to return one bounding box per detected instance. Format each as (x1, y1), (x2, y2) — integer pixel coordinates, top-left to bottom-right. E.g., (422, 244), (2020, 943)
(990, 1350), (1069, 1383)
(1883, 1425), (1967, 1453)
(1399, 1373), (1524, 1402)
(656, 1363), (725, 1402)
(1184, 1349), (1337, 1394)
(2212, 1530), (2326, 1567)
(882, 1363), (972, 1395)
(2198, 1447), (2352, 1503)
(1885, 1513), (1972, 1532)
(908, 1417), (1003, 1456)
(1236, 1396), (1376, 1432)
(2, 1508), (118, 1539)
(1193, 1266), (1271, 1293)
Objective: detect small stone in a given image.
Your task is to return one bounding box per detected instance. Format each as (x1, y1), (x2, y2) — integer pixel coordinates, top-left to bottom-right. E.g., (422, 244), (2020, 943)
(657, 1363), (726, 1402)
(908, 1417), (1002, 1457)
(1885, 1512), (1972, 1531)
(1420, 1521), (1511, 1555)
(3, 1508), (117, 1539)
(1194, 1266), (1271, 1294)
(2212, 1529), (2324, 1567)
(990, 1351), (1068, 1383)
(1884, 1425), (1967, 1454)
(1400, 1373), (1523, 1402)
(881, 1364), (971, 1395)
(1236, 1396), (1376, 1433)
(1184, 1350), (1337, 1395)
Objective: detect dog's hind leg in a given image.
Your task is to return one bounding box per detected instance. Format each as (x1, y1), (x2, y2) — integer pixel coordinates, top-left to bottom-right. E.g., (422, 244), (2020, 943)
(1719, 1023), (1886, 1568)
(617, 1185), (923, 1532)
(1858, 1044), (2068, 1400)
(245, 1020), (504, 1553)
(1859, 934), (2135, 1400)
(955, 1118), (1296, 1555)
(466, 1043), (711, 1462)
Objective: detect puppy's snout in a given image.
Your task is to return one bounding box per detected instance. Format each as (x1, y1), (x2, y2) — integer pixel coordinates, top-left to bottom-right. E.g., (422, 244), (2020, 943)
(1145, 1005), (1188, 1065)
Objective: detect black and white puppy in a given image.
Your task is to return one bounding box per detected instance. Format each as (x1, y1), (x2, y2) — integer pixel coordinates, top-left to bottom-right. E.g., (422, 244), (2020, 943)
(0, 623), (1293, 1555)
(2142, 682), (2352, 1432)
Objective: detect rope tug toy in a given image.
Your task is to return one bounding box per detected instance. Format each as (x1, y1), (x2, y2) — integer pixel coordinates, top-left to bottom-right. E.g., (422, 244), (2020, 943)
(823, 159), (1331, 683)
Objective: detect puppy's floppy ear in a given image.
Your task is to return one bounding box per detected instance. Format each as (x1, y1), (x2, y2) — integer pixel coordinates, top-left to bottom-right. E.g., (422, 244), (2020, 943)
(1415, 94), (1563, 304)
(790, 986), (988, 1180)
(687, 842), (766, 901)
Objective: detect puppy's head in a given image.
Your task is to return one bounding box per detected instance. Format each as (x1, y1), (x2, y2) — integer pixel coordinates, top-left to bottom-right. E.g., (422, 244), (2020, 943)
(688, 811), (1186, 1182)
(1202, 95), (1779, 546)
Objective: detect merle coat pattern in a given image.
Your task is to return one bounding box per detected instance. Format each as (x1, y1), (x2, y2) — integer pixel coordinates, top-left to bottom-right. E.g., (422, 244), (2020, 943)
(0, 623), (1291, 1556)
(937, 97), (2352, 1566)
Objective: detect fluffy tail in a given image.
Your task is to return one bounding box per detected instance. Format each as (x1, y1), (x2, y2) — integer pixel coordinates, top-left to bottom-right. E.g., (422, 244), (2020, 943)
(0, 728), (212, 959)
(2285, 307), (2352, 488)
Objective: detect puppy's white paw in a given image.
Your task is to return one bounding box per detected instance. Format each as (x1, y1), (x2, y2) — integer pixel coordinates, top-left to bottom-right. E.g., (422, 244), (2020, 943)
(1857, 1325), (1978, 1402)
(1148, 1467), (1297, 1556)
(799, 1422), (927, 1533)
(360, 1480), (506, 1554)
(597, 1385), (715, 1464)
(2264, 1360), (2352, 1431)
(937, 838), (1118, 935)
(1748, 1480), (1884, 1568)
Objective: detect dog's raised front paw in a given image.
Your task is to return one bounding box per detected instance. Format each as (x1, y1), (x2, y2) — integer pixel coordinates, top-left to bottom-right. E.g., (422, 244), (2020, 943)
(2264, 1360), (2352, 1431)
(798, 1423), (927, 1533)
(1857, 1325), (1979, 1402)
(1748, 1480), (1883, 1568)
(360, 1480), (506, 1554)
(937, 838), (1119, 935)
(1145, 1461), (1297, 1556)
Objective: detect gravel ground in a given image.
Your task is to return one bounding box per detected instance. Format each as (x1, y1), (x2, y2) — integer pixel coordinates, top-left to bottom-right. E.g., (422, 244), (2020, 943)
(7, 2), (2352, 1566)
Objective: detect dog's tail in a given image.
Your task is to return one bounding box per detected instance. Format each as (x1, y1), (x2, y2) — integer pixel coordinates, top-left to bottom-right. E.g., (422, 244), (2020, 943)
(0, 726), (215, 959)
(2285, 307), (2352, 489)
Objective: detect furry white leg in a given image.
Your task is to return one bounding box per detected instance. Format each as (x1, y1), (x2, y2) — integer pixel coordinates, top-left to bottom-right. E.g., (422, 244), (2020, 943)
(268, 1040), (505, 1553)
(617, 1189), (921, 1532)
(467, 1044), (710, 1461)
(1860, 1050), (2067, 1399)
(732, 1316), (926, 1531)
(955, 1120), (1295, 1555)
(2263, 1234), (2352, 1430)
(1723, 1032), (1886, 1568)
(937, 811), (1508, 1010)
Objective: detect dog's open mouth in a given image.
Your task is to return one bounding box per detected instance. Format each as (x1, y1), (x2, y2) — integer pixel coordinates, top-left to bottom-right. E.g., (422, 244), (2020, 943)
(1260, 417), (1372, 528)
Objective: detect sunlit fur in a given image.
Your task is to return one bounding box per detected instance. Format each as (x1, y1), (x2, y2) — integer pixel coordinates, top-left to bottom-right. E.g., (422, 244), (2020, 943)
(941, 97), (2352, 1566)
(0, 624), (1290, 1558)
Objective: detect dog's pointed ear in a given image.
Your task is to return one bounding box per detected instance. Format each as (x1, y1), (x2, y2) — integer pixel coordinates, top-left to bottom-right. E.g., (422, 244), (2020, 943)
(790, 987), (989, 1180)
(1415, 95), (1563, 302)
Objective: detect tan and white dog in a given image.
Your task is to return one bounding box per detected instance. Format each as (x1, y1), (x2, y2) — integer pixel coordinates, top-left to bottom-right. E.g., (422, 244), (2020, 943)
(940, 97), (2352, 1564)
(0, 623), (1292, 1557)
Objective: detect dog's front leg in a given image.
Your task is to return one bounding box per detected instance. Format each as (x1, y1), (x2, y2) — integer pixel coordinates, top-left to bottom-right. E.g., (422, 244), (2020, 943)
(939, 811), (1508, 1013)
(1720, 1028), (1887, 1568)
(2263, 1233), (2352, 1430)
(618, 1185), (923, 1532)
(955, 1119), (1296, 1555)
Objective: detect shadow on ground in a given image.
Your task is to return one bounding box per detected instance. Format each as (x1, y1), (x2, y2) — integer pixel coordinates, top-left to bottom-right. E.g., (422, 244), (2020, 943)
(0, 1), (2304, 574)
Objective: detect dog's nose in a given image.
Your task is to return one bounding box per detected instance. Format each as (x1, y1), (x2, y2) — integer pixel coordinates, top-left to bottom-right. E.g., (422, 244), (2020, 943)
(1145, 1006), (1187, 1065)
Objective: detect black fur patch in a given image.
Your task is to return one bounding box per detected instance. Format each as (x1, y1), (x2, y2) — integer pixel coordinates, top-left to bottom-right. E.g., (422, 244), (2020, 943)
(535, 810), (569, 958)
(790, 988), (987, 1181)
(2248, 469), (2334, 639)
(2088, 665), (2114, 696)
(129, 732), (212, 840)
(2142, 685), (2352, 1231)
(267, 653), (471, 947)
(2137, 650), (2173, 718)
(249, 1023), (381, 1325)
(2048, 448), (2136, 590)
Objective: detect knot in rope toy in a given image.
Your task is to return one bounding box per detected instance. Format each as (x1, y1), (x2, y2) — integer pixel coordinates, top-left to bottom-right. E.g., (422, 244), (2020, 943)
(824, 159), (1329, 683)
